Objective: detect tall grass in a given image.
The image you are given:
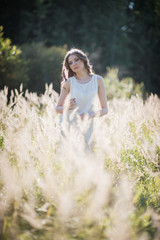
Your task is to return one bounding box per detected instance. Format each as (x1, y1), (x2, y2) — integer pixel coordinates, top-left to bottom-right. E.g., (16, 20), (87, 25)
(0, 84), (160, 240)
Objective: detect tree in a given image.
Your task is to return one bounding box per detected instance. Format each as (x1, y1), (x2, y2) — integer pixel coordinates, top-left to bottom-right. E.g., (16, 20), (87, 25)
(0, 26), (29, 91)
(128, 0), (160, 94)
(20, 42), (66, 93)
(1, 0), (160, 95)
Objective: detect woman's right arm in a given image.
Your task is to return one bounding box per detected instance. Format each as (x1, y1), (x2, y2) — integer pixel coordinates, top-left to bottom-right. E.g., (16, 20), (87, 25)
(56, 80), (70, 114)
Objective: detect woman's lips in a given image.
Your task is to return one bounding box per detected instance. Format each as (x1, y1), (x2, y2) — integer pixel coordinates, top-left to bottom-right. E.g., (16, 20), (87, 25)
(74, 66), (78, 70)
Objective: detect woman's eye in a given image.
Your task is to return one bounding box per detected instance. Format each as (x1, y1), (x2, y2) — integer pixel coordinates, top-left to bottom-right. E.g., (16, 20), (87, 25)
(68, 58), (79, 65)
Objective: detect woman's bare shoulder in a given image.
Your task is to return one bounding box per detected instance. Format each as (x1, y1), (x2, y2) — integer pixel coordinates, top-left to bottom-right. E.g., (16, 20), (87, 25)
(61, 79), (70, 92)
(96, 75), (105, 86)
(96, 74), (104, 80)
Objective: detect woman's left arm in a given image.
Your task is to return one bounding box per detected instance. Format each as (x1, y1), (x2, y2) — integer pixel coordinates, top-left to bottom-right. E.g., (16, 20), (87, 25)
(90, 76), (108, 118)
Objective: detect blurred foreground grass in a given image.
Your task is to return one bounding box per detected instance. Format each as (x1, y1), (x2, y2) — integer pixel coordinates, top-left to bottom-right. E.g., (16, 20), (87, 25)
(0, 76), (160, 240)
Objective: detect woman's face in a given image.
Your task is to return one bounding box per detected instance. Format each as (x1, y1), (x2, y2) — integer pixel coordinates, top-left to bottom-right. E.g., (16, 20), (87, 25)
(68, 54), (85, 73)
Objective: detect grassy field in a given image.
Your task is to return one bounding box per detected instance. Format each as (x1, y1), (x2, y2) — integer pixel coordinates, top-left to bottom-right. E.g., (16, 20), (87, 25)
(0, 83), (160, 240)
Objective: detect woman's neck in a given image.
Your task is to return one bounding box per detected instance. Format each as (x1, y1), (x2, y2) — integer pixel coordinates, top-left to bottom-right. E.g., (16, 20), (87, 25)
(75, 70), (91, 81)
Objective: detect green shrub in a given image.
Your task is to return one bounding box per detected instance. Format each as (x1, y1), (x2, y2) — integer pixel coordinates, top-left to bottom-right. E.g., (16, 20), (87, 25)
(104, 67), (144, 100)
(21, 42), (66, 93)
(0, 26), (29, 91)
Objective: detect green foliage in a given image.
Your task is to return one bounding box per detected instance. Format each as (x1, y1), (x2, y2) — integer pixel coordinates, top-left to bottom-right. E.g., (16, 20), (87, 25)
(120, 143), (160, 227)
(20, 42), (66, 93)
(0, 135), (4, 150)
(104, 67), (144, 100)
(131, 211), (156, 239)
(129, 0), (160, 94)
(1, 0), (160, 95)
(0, 26), (29, 90)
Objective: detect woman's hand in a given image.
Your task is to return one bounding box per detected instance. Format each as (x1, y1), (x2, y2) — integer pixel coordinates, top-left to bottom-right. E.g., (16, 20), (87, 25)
(69, 98), (76, 110)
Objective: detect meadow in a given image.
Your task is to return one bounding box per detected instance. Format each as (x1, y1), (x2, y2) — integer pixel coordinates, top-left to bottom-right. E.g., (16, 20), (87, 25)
(0, 73), (160, 240)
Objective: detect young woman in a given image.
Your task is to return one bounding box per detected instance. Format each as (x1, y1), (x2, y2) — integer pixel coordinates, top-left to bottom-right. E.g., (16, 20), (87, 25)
(56, 48), (108, 120)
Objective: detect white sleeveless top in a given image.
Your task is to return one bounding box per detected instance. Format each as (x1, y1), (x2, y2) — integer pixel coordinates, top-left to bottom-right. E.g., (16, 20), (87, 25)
(69, 74), (99, 115)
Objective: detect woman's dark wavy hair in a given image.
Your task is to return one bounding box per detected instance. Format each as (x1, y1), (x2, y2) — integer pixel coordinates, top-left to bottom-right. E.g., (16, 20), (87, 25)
(61, 48), (93, 84)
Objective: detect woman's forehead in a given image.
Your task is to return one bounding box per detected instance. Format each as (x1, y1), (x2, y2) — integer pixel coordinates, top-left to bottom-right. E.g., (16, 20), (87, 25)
(68, 54), (78, 62)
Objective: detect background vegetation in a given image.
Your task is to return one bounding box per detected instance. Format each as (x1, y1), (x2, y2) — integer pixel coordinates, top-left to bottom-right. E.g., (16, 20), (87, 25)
(0, 0), (160, 95)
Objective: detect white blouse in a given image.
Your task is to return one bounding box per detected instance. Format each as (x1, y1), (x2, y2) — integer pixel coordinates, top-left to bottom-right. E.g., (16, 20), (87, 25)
(69, 74), (98, 116)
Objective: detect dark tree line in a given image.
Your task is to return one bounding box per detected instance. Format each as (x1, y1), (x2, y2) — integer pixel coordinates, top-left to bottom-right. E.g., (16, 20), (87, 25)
(0, 0), (160, 95)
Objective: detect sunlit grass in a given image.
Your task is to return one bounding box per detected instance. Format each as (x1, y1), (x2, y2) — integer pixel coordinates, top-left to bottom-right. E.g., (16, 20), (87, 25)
(0, 83), (160, 240)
